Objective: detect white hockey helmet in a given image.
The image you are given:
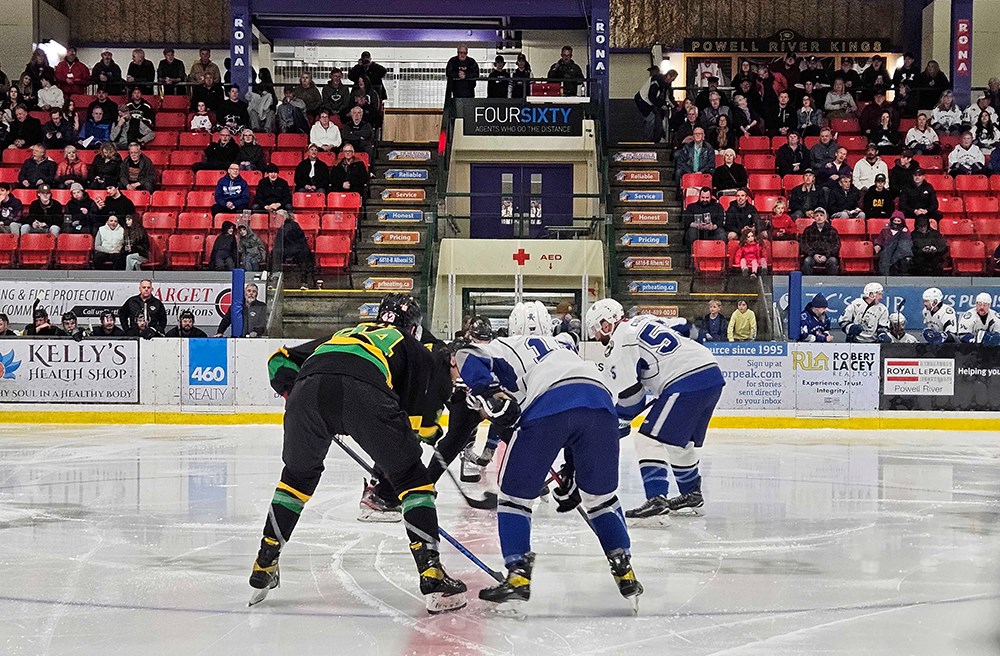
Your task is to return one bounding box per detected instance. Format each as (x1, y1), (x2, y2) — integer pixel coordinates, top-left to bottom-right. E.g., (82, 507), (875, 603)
(585, 298), (625, 339)
(976, 292), (993, 306)
(863, 282), (884, 298)
(508, 301), (553, 336)
(888, 312), (906, 327)
(922, 287), (943, 306)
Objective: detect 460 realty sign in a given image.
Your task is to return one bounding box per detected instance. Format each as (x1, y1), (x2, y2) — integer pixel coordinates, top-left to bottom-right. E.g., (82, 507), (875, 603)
(0, 339), (139, 403)
(464, 101), (583, 137)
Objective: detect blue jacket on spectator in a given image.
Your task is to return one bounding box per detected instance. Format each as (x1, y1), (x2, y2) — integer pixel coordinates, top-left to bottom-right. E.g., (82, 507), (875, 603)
(214, 174), (250, 208)
(695, 312), (729, 343)
(799, 293), (832, 342)
(78, 119), (111, 146)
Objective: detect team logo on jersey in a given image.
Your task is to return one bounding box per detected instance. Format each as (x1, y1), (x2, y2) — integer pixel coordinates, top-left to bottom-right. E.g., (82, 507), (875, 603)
(0, 350), (21, 379)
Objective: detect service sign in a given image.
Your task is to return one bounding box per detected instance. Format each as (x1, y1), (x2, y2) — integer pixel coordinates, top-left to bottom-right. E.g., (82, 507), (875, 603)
(620, 233), (669, 247)
(376, 209), (424, 222)
(624, 256), (673, 270)
(363, 277), (414, 292)
(367, 254), (417, 268)
(371, 231), (421, 245)
(384, 169), (429, 181)
(619, 190), (664, 203)
(622, 211), (669, 225)
(463, 102), (584, 137)
(387, 150), (432, 162)
(616, 170), (660, 183)
(627, 280), (678, 295)
(380, 188), (426, 202)
(0, 339), (139, 404)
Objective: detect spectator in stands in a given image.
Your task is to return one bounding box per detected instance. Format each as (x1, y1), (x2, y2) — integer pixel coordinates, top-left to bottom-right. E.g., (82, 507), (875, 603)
(990, 78), (1000, 112)
(209, 220), (238, 270)
(511, 54), (532, 100)
(799, 293), (833, 342)
(767, 91), (797, 137)
(272, 210), (316, 288)
(310, 109), (342, 152)
(731, 93), (763, 140)
(91, 49), (124, 94)
(65, 183), (99, 234)
(93, 214), (126, 268)
(321, 67), (351, 116)
(889, 148), (919, 197)
(852, 145), (889, 191)
(832, 57), (861, 98)
(789, 169), (821, 218)
(674, 105), (702, 147)
(990, 147), (1000, 176)
(971, 111), (1000, 153)
(893, 84), (917, 120)
(90, 311), (125, 337)
(54, 47), (90, 98)
(36, 75), (64, 112)
(292, 72), (323, 117)
(757, 65), (784, 108)
(215, 283), (268, 337)
(775, 132), (810, 176)
(683, 187), (726, 245)
(547, 46), (584, 97)
(706, 114), (736, 154)
(728, 300), (757, 341)
(77, 106), (111, 148)
(295, 144), (330, 193)
(211, 164), (251, 217)
(157, 48), (186, 95)
(0, 183), (25, 234)
(756, 196), (796, 241)
(26, 185), (63, 234)
(732, 60), (755, 90)
(166, 309), (208, 338)
(735, 228), (767, 278)
(61, 313), (85, 339)
(342, 106), (376, 160)
(125, 48), (155, 94)
(253, 163), (292, 212)
(723, 188), (758, 241)
(119, 142), (156, 193)
(930, 89), (964, 133)
(15, 72), (36, 109)
(862, 174), (894, 219)
(675, 127), (716, 182)
(824, 174), (865, 219)
(712, 148), (747, 197)
(349, 51), (389, 102)
(446, 44), (480, 99)
(0, 313), (14, 336)
(62, 98), (80, 134)
(218, 85), (251, 132)
(795, 94), (823, 137)
(487, 55), (511, 99)
(88, 87), (118, 124)
(947, 131), (986, 176)
(122, 214), (149, 270)
(899, 168), (941, 220)
(188, 100), (214, 132)
(735, 79), (763, 116)
(277, 86), (308, 134)
(24, 48), (53, 92)
(193, 127), (239, 172)
(905, 113), (941, 154)
(695, 299), (728, 343)
(120, 279), (167, 334)
(124, 87), (155, 127)
(860, 89), (897, 137)
(247, 76), (276, 133)
(893, 53), (919, 91)
(817, 146), (851, 188)
(799, 207), (840, 274)
(237, 223), (267, 271)
(42, 108), (73, 150)
(236, 129), (267, 171)
(188, 48), (222, 87)
(190, 71), (224, 113)
(910, 216), (949, 276)
(810, 128), (838, 170)
(800, 61), (830, 99)
(776, 53), (801, 88)
(2, 86), (24, 123)
(56, 146), (88, 189)
(962, 92), (997, 130)
(23, 307), (66, 336)
(345, 78), (382, 127)
(824, 78), (856, 119)
(110, 104), (154, 149)
(8, 105), (43, 148)
(127, 312), (163, 339)
(88, 141), (121, 189)
(18, 144), (56, 189)
(914, 60), (951, 110)
(699, 91), (730, 129)
(331, 143), (368, 193)
(96, 181), (136, 219)
(860, 56), (890, 101)
(873, 211), (912, 275)
(869, 110), (902, 155)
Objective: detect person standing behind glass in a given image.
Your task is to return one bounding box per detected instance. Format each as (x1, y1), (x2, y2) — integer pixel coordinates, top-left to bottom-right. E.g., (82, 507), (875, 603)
(446, 45), (479, 100)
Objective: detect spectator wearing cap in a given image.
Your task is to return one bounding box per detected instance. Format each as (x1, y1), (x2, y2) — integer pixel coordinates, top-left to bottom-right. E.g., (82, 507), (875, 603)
(799, 207), (840, 275)
(331, 143), (368, 193)
(93, 214), (125, 269)
(7, 104), (43, 148)
(18, 144), (56, 189)
(899, 168), (941, 220)
(486, 55), (511, 99)
(799, 294), (833, 342)
(95, 181), (136, 220)
(889, 149), (919, 197)
(309, 109), (342, 152)
(548, 46), (584, 97)
(776, 53), (801, 88)
(42, 108), (73, 150)
(126, 48), (155, 95)
(26, 185), (63, 235)
(91, 311), (125, 337)
(237, 223), (267, 272)
(511, 54), (532, 100)
(852, 145), (889, 191)
(905, 113), (940, 154)
(54, 47), (91, 98)
(253, 164), (293, 212)
(215, 283), (268, 337)
(860, 56), (890, 101)
(211, 163), (251, 217)
(167, 310), (208, 338)
(119, 142), (156, 193)
(348, 51), (388, 101)
(92, 49), (124, 95)
(961, 92), (997, 131)
(157, 48), (186, 95)
(65, 182), (99, 234)
(823, 174), (865, 219)
(947, 132), (987, 176)
(188, 48), (223, 87)
(859, 88), (898, 137)
(862, 174), (894, 219)
(445, 44), (480, 99)
(788, 169), (822, 219)
(775, 132), (811, 177)
(0, 183), (25, 234)
(893, 53), (920, 90)
(87, 87), (118, 125)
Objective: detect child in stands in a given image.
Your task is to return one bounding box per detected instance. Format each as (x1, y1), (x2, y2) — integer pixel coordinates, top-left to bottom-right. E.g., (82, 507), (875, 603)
(735, 227), (767, 278)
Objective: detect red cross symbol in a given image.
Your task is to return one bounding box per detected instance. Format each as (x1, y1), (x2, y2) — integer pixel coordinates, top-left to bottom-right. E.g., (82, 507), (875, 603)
(512, 248), (530, 266)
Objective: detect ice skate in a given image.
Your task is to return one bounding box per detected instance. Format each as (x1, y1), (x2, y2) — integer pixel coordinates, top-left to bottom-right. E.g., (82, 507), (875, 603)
(666, 489), (705, 516)
(248, 537), (281, 606)
(412, 542), (467, 614)
(624, 494), (671, 522)
(358, 479), (402, 523)
(463, 442), (495, 467)
(607, 548), (643, 614)
(480, 553), (534, 615)
(459, 447), (483, 483)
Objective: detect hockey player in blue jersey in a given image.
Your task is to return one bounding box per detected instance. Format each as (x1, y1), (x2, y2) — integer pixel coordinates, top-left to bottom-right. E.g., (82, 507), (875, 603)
(799, 293), (834, 342)
(586, 298), (725, 519)
(453, 301), (642, 610)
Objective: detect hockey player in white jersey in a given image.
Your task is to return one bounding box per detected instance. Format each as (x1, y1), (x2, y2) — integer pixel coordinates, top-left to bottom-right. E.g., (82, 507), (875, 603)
(453, 301), (641, 610)
(958, 293), (1000, 346)
(887, 312), (918, 343)
(586, 298), (725, 519)
(921, 287), (958, 344)
(840, 282), (891, 343)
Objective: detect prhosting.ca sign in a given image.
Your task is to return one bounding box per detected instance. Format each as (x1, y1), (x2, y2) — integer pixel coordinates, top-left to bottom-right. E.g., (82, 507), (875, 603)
(464, 101), (583, 137)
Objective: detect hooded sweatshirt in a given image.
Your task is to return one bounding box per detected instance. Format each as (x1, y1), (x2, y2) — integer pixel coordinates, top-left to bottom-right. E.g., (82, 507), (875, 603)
(214, 174), (250, 208)
(210, 221), (239, 267)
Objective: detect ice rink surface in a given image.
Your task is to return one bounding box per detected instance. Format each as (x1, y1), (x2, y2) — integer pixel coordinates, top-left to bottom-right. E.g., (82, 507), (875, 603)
(1, 425), (998, 656)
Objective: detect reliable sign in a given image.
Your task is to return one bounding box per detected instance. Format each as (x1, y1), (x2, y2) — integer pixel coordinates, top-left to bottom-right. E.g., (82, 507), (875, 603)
(464, 102), (584, 137)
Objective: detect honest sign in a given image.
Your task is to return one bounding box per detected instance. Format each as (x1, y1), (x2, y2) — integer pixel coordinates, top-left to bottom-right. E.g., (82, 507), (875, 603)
(464, 102), (583, 136)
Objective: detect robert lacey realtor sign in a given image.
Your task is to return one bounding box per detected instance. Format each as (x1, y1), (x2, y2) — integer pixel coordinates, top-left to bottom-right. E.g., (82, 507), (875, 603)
(0, 339), (139, 403)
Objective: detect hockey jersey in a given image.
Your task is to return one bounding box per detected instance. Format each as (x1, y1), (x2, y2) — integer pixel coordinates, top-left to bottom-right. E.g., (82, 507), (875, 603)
(889, 332), (918, 343)
(958, 308), (1000, 343)
(799, 306), (832, 342)
(600, 315), (724, 421)
(839, 298), (889, 342)
(921, 302), (958, 342)
(454, 335), (614, 423)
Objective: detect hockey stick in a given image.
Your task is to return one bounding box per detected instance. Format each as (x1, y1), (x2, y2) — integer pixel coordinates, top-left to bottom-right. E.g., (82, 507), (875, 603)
(549, 467), (596, 530)
(429, 446), (498, 510)
(329, 433), (505, 583)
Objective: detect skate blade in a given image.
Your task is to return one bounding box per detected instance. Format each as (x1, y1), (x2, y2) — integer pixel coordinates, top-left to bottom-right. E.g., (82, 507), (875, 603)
(626, 515), (671, 527)
(425, 591), (468, 614)
(671, 507), (705, 517)
(488, 599), (527, 619)
(357, 509), (402, 523)
(628, 595), (640, 615)
(248, 581), (278, 607)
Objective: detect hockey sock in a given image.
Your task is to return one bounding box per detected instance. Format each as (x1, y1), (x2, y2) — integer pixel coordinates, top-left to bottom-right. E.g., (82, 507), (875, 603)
(667, 443), (701, 495)
(264, 476), (315, 545)
(497, 492), (533, 565)
(638, 459), (670, 498)
(581, 491), (630, 554)
(399, 486), (440, 556)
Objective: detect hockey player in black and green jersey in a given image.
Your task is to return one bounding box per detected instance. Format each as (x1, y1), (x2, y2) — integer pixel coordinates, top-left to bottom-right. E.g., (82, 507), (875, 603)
(248, 294), (467, 614)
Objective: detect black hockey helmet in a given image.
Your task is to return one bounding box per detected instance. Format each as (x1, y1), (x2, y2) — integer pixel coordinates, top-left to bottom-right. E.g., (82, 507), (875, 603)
(467, 315), (494, 341)
(100, 310), (116, 322)
(377, 293), (422, 334)
(62, 311), (77, 322)
(33, 307), (48, 320)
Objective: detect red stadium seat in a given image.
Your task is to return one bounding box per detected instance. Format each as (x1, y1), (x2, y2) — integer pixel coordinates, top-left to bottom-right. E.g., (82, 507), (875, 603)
(680, 173), (712, 191)
(270, 151), (302, 169)
(964, 196), (999, 218)
(212, 213), (240, 230)
(0, 168), (18, 184)
(55, 233), (93, 268)
(186, 191), (216, 209)
(0, 233), (17, 268)
(770, 239), (800, 273)
(950, 240), (986, 275)
(936, 195), (965, 219)
(754, 195), (780, 213)
(50, 189), (71, 205)
(293, 192), (326, 210)
(18, 233), (56, 268)
(150, 190), (186, 210)
(315, 235), (353, 271)
(317, 152), (337, 167)
(1, 149), (28, 165)
(742, 154), (775, 173)
(160, 95), (189, 111)
(254, 132), (276, 148)
(740, 136), (771, 153)
(161, 170), (194, 191)
(990, 177), (1000, 193)
(717, 196), (733, 211)
(938, 218), (976, 237)
(169, 151), (203, 169)
(157, 112), (187, 130)
(295, 212), (321, 235)
(691, 240), (727, 274)
(839, 240), (874, 274)
(166, 234), (205, 269)
(830, 118), (860, 134)
(12, 189), (34, 205)
(202, 234), (218, 267)
(143, 212), (177, 236)
(177, 212), (213, 235)
(955, 174), (991, 196)
(327, 192), (362, 210)
(831, 218), (866, 236)
(973, 218), (1000, 243)
(144, 150), (171, 168)
(781, 174), (804, 192)
(924, 173), (954, 192)
(277, 133), (309, 150)
(179, 132), (211, 150)
(145, 233), (167, 268)
(122, 190), (150, 210)
(867, 218), (889, 237)
(195, 169), (225, 189)
(148, 131), (179, 150)
(912, 155), (943, 171)
(840, 135), (868, 152)
(321, 212), (358, 236)
(795, 217), (815, 233)
(748, 174), (781, 193)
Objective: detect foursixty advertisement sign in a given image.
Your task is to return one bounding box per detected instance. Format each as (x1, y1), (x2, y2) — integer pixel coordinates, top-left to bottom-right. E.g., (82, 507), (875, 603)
(464, 102), (583, 137)
(0, 339), (139, 403)
(183, 339), (233, 406)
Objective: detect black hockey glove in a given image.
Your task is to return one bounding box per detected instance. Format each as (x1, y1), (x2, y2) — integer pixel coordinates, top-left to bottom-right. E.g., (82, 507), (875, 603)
(552, 463), (580, 513)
